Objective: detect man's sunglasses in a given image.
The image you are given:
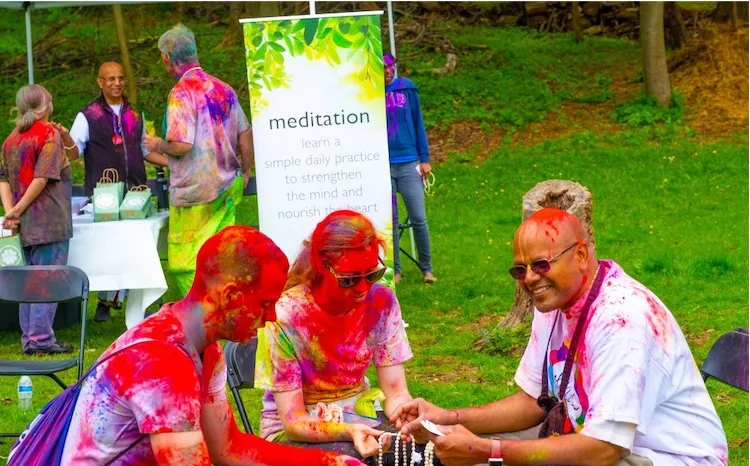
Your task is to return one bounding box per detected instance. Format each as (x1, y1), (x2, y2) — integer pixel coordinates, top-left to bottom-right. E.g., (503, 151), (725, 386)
(327, 260), (387, 289)
(508, 242), (578, 280)
(99, 76), (126, 84)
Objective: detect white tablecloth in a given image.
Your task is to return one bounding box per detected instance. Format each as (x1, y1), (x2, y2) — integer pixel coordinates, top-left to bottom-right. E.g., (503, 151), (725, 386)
(69, 212), (169, 328)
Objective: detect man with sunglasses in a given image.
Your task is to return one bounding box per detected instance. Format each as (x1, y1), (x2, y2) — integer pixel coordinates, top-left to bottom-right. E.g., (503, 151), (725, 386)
(51, 61), (168, 323)
(391, 208), (727, 466)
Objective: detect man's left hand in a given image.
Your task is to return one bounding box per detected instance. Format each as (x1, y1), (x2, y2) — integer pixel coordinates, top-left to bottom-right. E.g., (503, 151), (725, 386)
(144, 135), (163, 153)
(429, 424), (485, 466)
(419, 163), (432, 178)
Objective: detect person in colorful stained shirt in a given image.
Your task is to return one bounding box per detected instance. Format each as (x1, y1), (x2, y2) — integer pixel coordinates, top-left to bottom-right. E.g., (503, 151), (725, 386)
(51, 61), (168, 323)
(0, 84), (74, 355)
(144, 24), (254, 297)
(384, 51), (436, 285)
(61, 225), (364, 466)
(255, 210), (416, 461)
(391, 208), (728, 466)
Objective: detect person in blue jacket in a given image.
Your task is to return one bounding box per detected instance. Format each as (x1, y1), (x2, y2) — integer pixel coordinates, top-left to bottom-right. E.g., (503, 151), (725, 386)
(385, 51), (436, 285)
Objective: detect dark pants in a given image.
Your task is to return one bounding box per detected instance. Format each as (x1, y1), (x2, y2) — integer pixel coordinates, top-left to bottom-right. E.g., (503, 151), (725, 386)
(20, 240), (69, 351)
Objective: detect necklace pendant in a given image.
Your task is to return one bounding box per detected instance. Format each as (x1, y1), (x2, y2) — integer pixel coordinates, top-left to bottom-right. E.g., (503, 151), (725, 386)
(112, 134), (123, 146)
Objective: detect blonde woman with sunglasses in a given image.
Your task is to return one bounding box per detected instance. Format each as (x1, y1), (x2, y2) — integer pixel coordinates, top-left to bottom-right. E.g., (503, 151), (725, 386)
(255, 210), (418, 463)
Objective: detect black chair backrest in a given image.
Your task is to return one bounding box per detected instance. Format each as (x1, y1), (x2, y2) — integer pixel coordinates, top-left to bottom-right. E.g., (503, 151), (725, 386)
(243, 176), (257, 197)
(0, 266), (89, 304)
(224, 337), (258, 390)
(0, 266), (89, 379)
(701, 328), (749, 392)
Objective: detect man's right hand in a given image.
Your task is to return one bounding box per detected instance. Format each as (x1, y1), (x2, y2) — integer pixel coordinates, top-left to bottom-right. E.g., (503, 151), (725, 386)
(390, 398), (454, 440)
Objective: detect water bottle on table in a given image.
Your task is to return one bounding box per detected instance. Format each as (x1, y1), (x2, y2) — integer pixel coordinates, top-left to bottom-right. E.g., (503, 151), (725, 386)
(17, 376), (32, 411)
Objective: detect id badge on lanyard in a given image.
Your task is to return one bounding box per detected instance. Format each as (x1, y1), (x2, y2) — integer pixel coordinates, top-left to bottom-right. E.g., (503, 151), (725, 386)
(112, 113), (123, 146)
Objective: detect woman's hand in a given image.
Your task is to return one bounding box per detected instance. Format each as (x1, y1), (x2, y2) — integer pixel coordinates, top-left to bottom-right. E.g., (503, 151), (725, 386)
(49, 121), (70, 136)
(3, 206), (20, 229)
(348, 424), (384, 458)
(418, 162), (432, 177)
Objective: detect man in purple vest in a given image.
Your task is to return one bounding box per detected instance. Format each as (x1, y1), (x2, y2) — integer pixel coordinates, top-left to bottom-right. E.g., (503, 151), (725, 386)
(52, 61), (168, 323)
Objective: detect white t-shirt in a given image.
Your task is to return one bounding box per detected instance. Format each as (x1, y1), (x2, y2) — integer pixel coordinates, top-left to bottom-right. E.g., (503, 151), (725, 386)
(69, 103), (150, 156)
(515, 260), (728, 465)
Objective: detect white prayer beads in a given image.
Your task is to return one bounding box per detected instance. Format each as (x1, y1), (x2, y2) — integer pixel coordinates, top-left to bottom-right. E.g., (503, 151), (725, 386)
(377, 433), (435, 466)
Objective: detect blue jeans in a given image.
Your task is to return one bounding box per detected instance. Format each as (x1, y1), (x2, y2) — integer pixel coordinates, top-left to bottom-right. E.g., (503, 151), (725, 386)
(390, 161), (432, 274)
(20, 240), (70, 351)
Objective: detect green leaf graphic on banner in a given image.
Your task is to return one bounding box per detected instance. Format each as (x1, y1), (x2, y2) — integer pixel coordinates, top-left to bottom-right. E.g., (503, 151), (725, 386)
(243, 15), (385, 115)
(333, 31), (353, 48)
(304, 18), (319, 45)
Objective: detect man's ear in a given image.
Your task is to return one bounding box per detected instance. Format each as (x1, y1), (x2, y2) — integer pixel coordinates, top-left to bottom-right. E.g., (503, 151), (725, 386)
(219, 282), (241, 309)
(575, 241), (590, 267)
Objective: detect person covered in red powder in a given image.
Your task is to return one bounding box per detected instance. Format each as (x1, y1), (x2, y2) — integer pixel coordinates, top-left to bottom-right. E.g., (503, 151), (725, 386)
(0, 84), (74, 355)
(60, 225), (363, 465)
(255, 210), (419, 463)
(391, 208), (728, 466)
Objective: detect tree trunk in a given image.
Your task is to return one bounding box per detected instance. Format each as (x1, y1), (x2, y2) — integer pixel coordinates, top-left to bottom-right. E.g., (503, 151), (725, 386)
(731, 2), (738, 30)
(259, 1), (281, 17)
(640, 2), (671, 106)
(245, 2), (260, 17)
(672, 3), (688, 43)
(112, 5), (137, 104)
(498, 180), (595, 328)
(664, 2), (684, 49)
(572, 1), (583, 42)
(218, 2), (243, 49)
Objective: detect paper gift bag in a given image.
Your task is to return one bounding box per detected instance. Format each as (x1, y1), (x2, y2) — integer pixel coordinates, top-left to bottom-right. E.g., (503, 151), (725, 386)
(0, 230), (25, 267)
(119, 185), (152, 220)
(96, 168), (124, 201)
(93, 168), (123, 222)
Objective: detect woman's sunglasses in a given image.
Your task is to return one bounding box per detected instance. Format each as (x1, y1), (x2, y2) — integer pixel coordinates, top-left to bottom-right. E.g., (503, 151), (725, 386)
(327, 260), (387, 289)
(508, 242), (578, 280)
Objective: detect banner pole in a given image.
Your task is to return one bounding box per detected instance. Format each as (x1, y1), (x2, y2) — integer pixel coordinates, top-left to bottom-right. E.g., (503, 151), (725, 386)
(386, 0), (397, 77)
(309, 0), (316, 15)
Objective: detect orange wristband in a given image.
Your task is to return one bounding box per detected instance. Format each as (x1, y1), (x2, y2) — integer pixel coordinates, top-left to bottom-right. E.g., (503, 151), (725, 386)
(451, 409), (461, 425)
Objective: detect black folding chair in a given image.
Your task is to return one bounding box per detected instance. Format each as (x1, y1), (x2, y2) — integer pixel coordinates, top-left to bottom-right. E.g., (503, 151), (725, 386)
(701, 327), (749, 392)
(396, 216), (420, 269)
(223, 337), (258, 434)
(243, 176), (257, 197)
(0, 265), (89, 437)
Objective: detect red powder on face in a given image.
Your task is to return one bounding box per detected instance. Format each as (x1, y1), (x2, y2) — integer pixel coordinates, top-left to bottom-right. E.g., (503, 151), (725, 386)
(193, 226), (289, 343)
(317, 246), (380, 312)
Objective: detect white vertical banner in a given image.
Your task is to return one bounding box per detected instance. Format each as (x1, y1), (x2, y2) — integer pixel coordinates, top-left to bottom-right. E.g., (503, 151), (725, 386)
(242, 11), (394, 274)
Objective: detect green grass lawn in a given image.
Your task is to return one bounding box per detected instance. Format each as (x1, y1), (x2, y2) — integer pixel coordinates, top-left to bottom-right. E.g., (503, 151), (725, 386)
(0, 5), (747, 464)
